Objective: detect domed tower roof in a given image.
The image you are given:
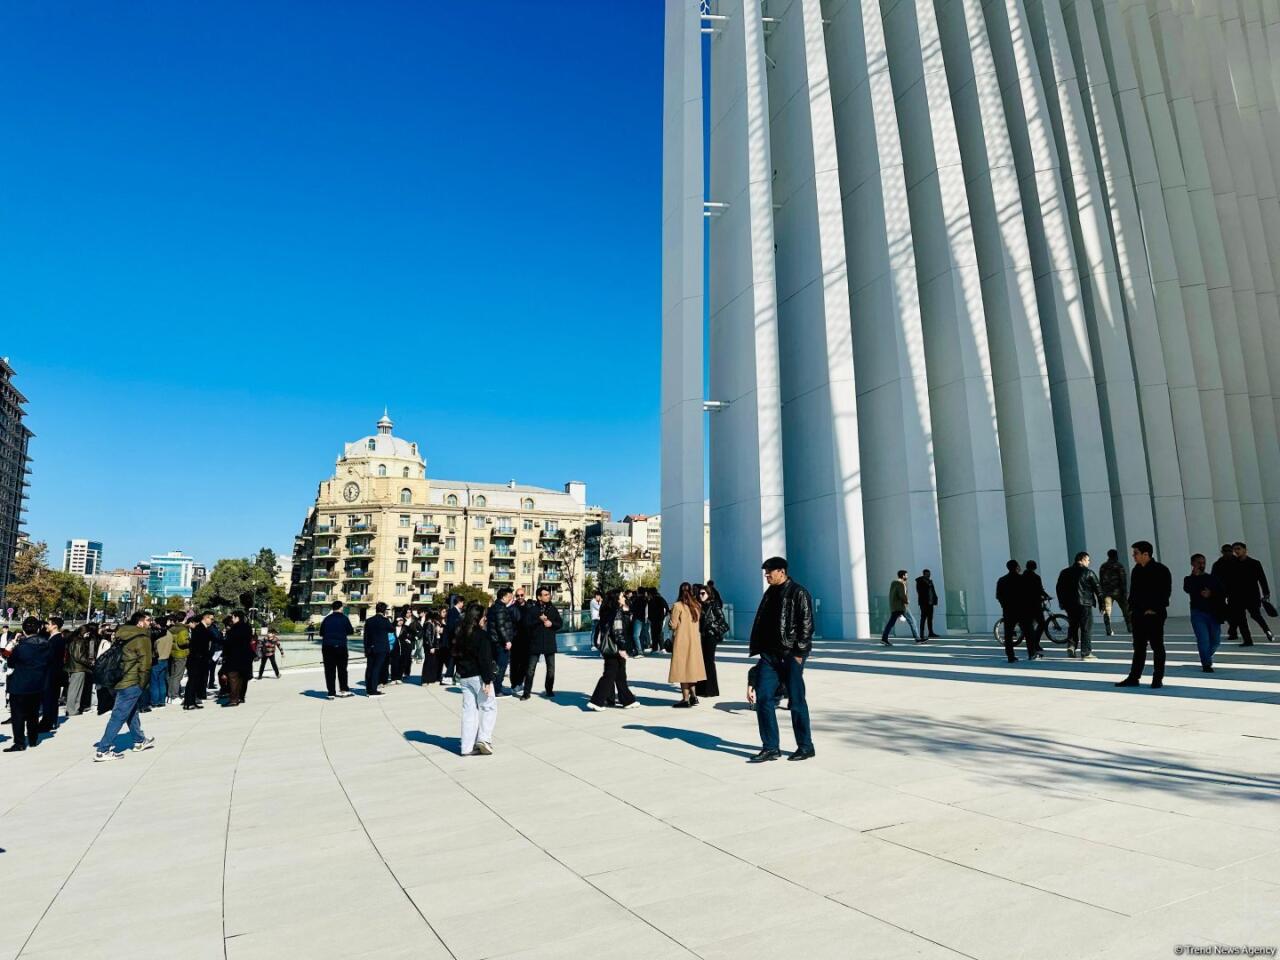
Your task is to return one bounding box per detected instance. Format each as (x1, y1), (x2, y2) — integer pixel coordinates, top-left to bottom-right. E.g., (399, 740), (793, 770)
(377, 408), (394, 435)
(341, 412), (423, 464)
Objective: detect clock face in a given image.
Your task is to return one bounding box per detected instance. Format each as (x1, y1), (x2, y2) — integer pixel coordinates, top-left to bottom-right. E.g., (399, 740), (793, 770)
(343, 482), (360, 502)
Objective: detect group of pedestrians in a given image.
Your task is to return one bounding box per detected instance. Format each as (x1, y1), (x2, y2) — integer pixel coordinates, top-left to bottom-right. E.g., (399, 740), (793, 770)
(1, 607), (282, 758)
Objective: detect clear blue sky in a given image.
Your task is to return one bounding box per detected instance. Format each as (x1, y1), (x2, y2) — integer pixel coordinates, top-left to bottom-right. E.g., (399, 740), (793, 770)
(1, 1), (663, 570)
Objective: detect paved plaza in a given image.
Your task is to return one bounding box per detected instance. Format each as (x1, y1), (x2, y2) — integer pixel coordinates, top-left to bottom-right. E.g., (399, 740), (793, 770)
(2, 627), (1278, 960)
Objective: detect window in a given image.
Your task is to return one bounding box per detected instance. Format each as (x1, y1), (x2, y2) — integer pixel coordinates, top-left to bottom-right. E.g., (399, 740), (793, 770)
(546, 521), (559, 533)
(446, 494), (458, 506)
(397, 537), (409, 550)
(395, 583), (407, 597)
(521, 561), (533, 575)
(402, 466), (410, 478)
(367, 439), (375, 450)
(472, 560), (483, 574)
(399, 515), (410, 527)
(445, 537), (456, 550)
(471, 582), (483, 590)
(475, 494), (487, 508)
(444, 561), (455, 573)
(400, 488), (412, 504)
(473, 538), (484, 551)
(522, 497), (535, 510)
(396, 560), (408, 573)
(521, 539), (533, 553)
(473, 515), (486, 528)
(378, 464), (387, 477)
(522, 519), (533, 530)
(446, 515), (457, 530)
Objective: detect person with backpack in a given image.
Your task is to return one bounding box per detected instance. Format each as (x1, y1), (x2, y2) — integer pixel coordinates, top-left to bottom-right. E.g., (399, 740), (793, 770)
(5, 617), (51, 752)
(166, 616), (190, 703)
(184, 611), (215, 709)
(587, 589), (638, 711)
(93, 611), (155, 761)
(95, 624), (118, 715)
(453, 602), (497, 755)
(149, 616), (172, 710)
(362, 602), (394, 697)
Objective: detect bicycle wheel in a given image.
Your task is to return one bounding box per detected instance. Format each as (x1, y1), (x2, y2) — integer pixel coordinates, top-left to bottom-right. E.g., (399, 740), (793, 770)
(993, 619), (1024, 647)
(1043, 614), (1069, 645)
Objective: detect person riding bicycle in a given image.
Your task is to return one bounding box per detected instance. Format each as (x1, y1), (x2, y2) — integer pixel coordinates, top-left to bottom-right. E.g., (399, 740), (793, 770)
(995, 560), (1033, 663)
(1056, 552), (1102, 660)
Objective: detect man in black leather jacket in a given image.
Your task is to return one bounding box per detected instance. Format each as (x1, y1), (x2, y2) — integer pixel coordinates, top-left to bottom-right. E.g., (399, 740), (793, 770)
(486, 587), (517, 695)
(747, 556), (815, 763)
(1056, 552), (1102, 659)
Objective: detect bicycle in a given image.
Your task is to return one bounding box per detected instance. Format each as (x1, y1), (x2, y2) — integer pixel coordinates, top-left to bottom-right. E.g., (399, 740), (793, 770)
(993, 602), (1069, 647)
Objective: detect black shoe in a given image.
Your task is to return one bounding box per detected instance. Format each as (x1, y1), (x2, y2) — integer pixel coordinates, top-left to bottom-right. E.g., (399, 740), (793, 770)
(689, 695), (699, 706)
(1239, 642), (1255, 647)
(1114, 679), (1140, 687)
(1202, 665), (1214, 673)
(881, 638), (893, 647)
(914, 639), (927, 644)
(672, 698), (692, 708)
(1150, 680), (1164, 689)
(543, 691), (555, 699)
(519, 695), (531, 701)
(788, 747), (816, 761)
(3, 744), (25, 752)
(1007, 657), (1018, 663)
(748, 749), (781, 763)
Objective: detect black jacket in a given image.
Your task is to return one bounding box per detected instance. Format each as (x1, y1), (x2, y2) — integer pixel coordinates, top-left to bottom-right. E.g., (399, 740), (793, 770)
(915, 576), (938, 608)
(700, 601), (729, 642)
(524, 602), (562, 654)
(6, 635), (51, 696)
(598, 607), (631, 656)
(1129, 559), (1173, 613)
(454, 626), (496, 683)
(189, 623), (214, 660)
(996, 572), (1026, 613)
(363, 614), (394, 654)
(223, 622), (256, 673)
(487, 601), (516, 647)
(1056, 564), (1102, 610)
(443, 606), (463, 647)
(749, 579), (814, 657)
(1224, 555), (1270, 603)
(647, 593), (669, 627)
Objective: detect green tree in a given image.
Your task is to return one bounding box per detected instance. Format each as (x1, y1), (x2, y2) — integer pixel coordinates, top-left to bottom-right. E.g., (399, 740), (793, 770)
(254, 547), (278, 577)
(164, 595), (187, 613)
(446, 584), (492, 608)
(48, 571), (91, 617)
(554, 528), (586, 613)
(6, 542), (60, 615)
(582, 573), (597, 606)
(598, 564), (625, 595)
(195, 555), (289, 619)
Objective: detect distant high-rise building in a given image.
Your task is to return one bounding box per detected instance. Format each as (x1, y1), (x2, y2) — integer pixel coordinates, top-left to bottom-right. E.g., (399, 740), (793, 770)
(0, 357), (33, 609)
(148, 551), (195, 599)
(63, 539), (104, 577)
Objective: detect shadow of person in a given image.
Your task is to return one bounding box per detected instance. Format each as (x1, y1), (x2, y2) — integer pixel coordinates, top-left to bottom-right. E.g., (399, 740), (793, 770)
(298, 690), (331, 700)
(403, 729), (461, 753)
(622, 724), (758, 758)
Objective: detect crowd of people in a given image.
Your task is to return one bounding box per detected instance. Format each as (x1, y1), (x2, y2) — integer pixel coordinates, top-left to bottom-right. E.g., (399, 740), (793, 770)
(2, 539), (1268, 764)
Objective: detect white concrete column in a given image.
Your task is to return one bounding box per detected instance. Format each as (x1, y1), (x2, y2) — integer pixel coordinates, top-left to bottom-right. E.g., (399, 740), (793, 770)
(982, 0), (1116, 559)
(660, 0), (707, 598)
(880, 0), (1010, 631)
(823, 0), (946, 629)
(936, 0), (1071, 572)
(1121, 0), (1243, 545)
(766, 0), (871, 639)
(707, 0), (789, 629)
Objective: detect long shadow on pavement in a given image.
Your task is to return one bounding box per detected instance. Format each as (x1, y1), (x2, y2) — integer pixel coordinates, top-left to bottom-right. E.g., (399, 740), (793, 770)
(623, 724), (759, 758)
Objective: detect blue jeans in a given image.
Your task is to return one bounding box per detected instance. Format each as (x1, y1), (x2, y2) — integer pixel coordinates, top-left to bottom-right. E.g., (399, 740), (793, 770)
(755, 654), (812, 752)
(96, 685), (145, 751)
(1190, 609), (1221, 667)
(149, 660), (169, 706)
(493, 646), (510, 692)
(881, 609), (918, 641)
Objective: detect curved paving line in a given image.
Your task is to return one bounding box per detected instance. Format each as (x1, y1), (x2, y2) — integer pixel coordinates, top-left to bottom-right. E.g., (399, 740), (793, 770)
(316, 696), (458, 960)
(221, 703), (278, 960)
(375, 685), (703, 959)
(14, 707), (212, 959)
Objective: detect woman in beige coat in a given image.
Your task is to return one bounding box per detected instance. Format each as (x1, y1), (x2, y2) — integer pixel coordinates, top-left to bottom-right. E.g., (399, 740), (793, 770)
(668, 582), (707, 707)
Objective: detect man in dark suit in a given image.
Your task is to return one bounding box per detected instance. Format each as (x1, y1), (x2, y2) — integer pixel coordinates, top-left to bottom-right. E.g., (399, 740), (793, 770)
(362, 602), (394, 697)
(520, 587), (562, 700)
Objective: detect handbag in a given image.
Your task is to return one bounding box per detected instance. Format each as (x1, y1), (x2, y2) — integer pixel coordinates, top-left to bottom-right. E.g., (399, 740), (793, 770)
(599, 615), (621, 657)
(1264, 599), (1278, 618)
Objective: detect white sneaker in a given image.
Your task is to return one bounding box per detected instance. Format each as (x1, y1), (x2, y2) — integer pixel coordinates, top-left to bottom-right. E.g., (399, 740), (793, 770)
(586, 702), (603, 711)
(132, 737), (155, 752)
(94, 750), (123, 762)
(621, 702), (640, 710)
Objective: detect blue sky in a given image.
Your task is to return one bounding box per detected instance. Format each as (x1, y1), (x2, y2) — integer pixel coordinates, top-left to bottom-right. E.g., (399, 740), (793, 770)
(0, 1), (663, 570)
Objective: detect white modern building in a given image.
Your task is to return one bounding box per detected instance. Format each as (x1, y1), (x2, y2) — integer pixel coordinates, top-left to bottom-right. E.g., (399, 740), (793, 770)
(148, 551), (195, 599)
(662, 0), (1280, 637)
(63, 539), (103, 577)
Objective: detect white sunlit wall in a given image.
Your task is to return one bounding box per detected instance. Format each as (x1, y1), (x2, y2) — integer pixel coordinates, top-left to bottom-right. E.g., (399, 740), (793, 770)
(661, 0), (1280, 638)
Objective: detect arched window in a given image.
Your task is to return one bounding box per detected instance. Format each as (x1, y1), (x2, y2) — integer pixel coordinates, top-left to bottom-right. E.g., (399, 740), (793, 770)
(475, 495), (487, 508)
(400, 488), (412, 504)
(402, 466), (410, 478)
(446, 494), (458, 506)
(522, 497), (535, 510)
(377, 464), (387, 477)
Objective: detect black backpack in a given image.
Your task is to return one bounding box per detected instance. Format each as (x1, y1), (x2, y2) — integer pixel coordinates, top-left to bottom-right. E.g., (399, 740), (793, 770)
(93, 640), (126, 690)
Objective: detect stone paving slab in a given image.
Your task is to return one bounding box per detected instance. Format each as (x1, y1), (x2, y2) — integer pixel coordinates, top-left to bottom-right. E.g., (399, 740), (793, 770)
(1, 627), (1277, 960)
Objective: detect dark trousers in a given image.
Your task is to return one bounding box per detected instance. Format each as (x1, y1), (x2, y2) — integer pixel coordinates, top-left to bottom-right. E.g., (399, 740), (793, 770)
(1125, 611), (1167, 683)
(919, 604), (936, 638)
(257, 654), (280, 678)
(397, 642), (413, 679)
(523, 651), (555, 696)
(322, 646), (349, 695)
(1229, 601), (1271, 644)
(365, 647), (386, 694)
(755, 654), (811, 752)
(184, 657), (208, 706)
(508, 638), (528, 689)
(40, 672), (65, 730)
(225, 671), (247, 705)
(1067, 606), (1092, 656)
(695, 634), (719, 697)
(1000, 606), (1020, 661)
(421, 648), (444, 685)
(493, 646), (510, 691)
(10, 692), (41, 748)
(590, 655), (635, 706)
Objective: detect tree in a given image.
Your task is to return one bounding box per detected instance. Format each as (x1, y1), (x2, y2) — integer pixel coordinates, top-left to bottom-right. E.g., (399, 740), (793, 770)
(445, 584), (492, 608)
(48, 571), (90, 617)
(554, 528), (586, 613)
(6, 541), (60, 616)
(598, 563), (625, 595)
(582, 573), (597, 606)
(164, 595), (187, 613)
(195, 554), (290, 620)
(254, 547), (278, 578)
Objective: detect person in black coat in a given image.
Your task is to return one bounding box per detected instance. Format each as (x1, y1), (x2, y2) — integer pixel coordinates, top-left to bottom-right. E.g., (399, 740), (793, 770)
(420, 609), (445, 685)
(486, 588), (517, 695)
(184, 612), (215, 709)
(588, 590), (637, 709)
(441, 596), (464, 682)
(362, 602), (394, 696)
(39, 617), (67, 733)
(5, 617), (51, 751)
(1224, 542), (1274, 645)
(508, 588), (530, 694)
(995, 561), (1029, 663)
(520, 587), (562, 700)
(915, 571), (940, 639)
(222, 611), (256, 706)
(646, 590), (669, 654)
(1116, 541), (1173, 689)
(695, 583), (728, 698)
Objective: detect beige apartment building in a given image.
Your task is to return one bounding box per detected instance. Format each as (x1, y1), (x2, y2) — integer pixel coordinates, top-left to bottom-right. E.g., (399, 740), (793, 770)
(289, 413), (605, 621)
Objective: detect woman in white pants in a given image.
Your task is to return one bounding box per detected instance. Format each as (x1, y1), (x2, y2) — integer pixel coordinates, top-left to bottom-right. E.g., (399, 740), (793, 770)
(452, 602), (497, 756)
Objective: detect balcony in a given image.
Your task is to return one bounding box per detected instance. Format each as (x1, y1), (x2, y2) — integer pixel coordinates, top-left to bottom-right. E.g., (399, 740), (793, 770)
(540, 530), (562, 542)
(314, 525), (333, 534)
(490, 570), (515, 582)
(492, 527), (516, 538)
(415, 522), (440, 535)
(492, 548), (516, 560)
(345, 570), (371, 580)
(310, 592), (331, 603)
(541, 571), (563, 582)
(312, 571), (337, 582)
(347, 592), (366, 601)
(541, 551), (562, 561)
(415, 546), (441, 558)
(348, 544), (374, 556)
(415, 568), (440, 580)
(348, 522), (377, 533)
(314, 547), (333, 557)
